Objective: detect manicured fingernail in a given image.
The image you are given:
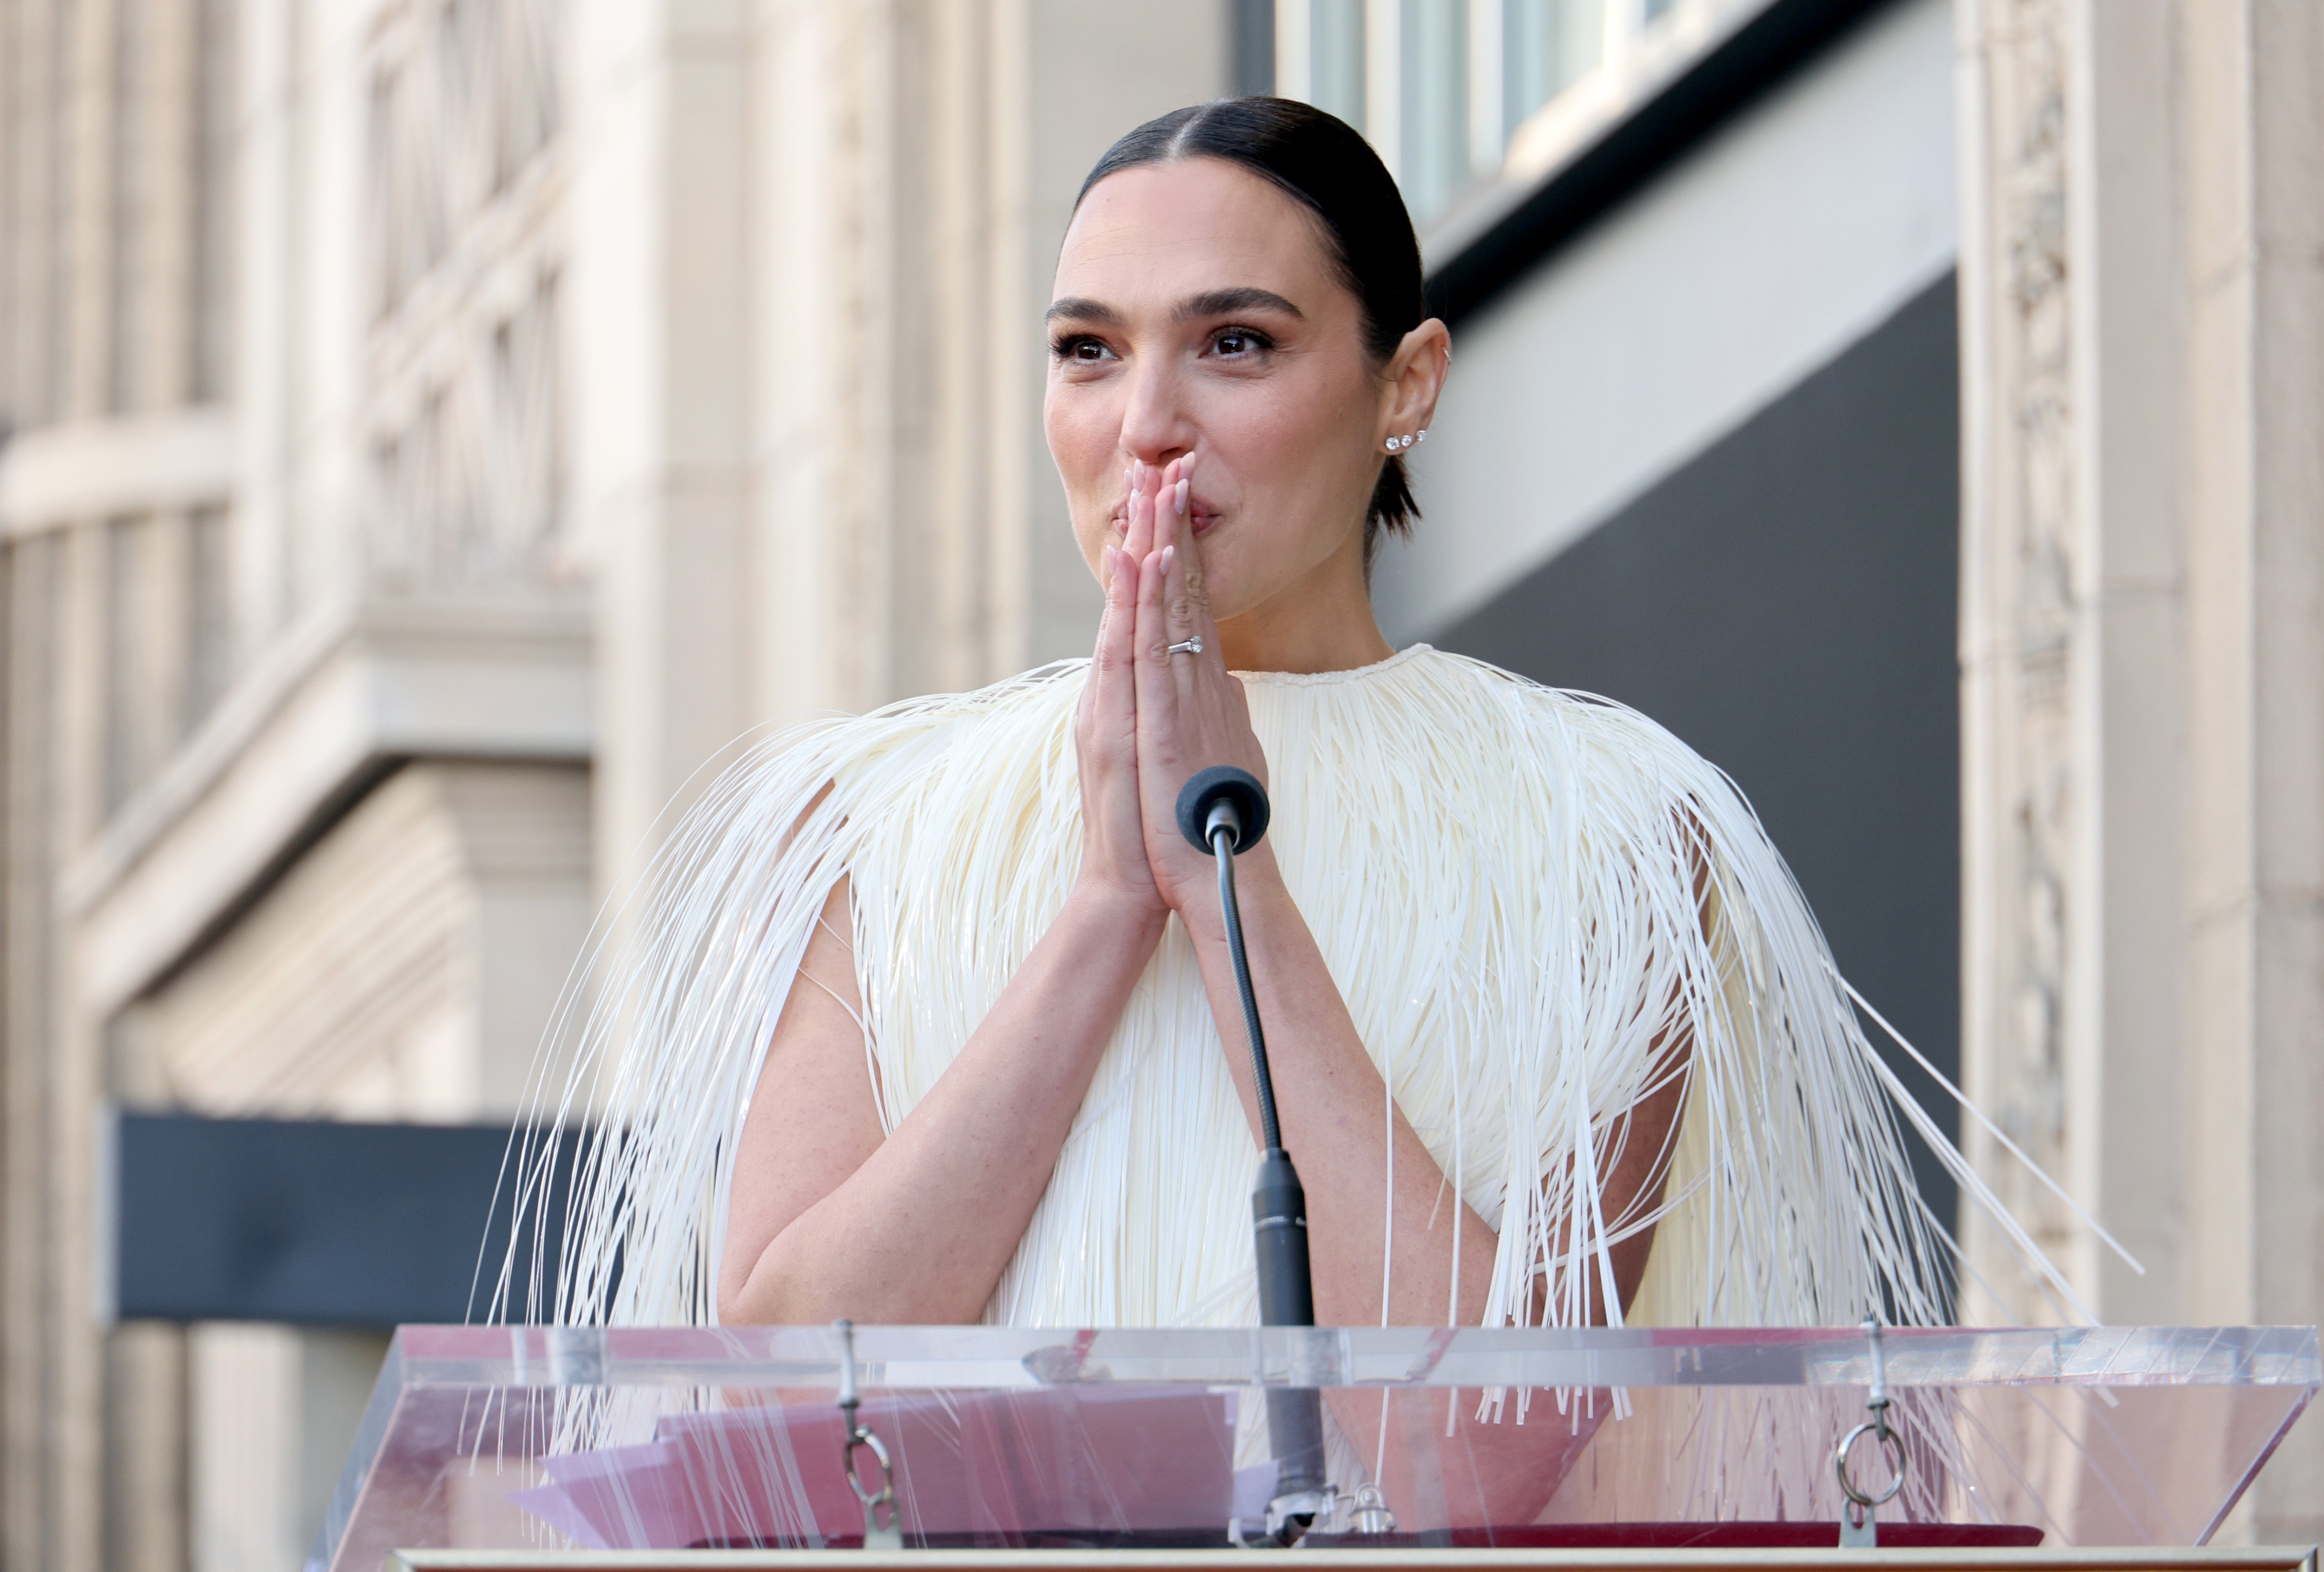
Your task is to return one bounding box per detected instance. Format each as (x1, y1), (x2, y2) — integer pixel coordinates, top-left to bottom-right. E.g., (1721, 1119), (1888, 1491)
(1161, 545), (1175, 571)
(1175, 479), (1188, 516)
(1180, 452), (1196, 480)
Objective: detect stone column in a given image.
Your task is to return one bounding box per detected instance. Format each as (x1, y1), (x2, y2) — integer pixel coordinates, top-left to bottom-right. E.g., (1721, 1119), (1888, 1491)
(1956, 0), (2324, 1539)
(2176, 0), (2324, 1540)
(580, 0), (1228, 885)
(566, 0), (756, 893)
(2, 537), (65, 1572)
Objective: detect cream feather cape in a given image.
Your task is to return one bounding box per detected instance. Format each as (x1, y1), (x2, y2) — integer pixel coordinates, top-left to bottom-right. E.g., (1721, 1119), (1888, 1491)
(512, 645), (2064, 1333)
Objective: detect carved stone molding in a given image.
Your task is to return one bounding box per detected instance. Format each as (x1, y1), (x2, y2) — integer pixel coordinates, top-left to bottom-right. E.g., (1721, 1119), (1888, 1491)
(1959, 0), (2083, 1316)
(362, 0), (567, 590)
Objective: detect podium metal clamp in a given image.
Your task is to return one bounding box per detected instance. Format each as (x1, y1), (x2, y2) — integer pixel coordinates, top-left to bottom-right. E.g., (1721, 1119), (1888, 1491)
(1835, 1316), (1907, 1547)
(835, 1319), (901, 1550)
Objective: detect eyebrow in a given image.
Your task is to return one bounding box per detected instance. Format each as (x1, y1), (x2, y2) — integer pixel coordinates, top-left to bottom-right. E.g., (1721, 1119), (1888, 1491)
(1044, 296), (1120, 326)
(1176, 287), (1303, 322)
(1043, 287), (1306, 326)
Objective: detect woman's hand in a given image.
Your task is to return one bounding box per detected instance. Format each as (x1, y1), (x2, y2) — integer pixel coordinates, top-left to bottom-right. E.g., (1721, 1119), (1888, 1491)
(1071, 459), (1177, 921)
(1129, 458), (1274, 923)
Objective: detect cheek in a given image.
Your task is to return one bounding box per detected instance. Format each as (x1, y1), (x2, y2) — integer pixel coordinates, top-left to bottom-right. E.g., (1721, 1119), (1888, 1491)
(1043, 381), (1117, 495)
(1256, 391), (1349, 465)
(1189, 386), (1297, 495)
(1044, 382), (1124, 570)
(1208, 375), (1375, 522)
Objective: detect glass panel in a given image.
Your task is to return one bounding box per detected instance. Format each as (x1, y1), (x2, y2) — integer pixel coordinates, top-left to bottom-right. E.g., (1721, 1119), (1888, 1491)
(1504, 0), (1604, 138)
(315, 1326), (2318, 1568)
(1311, 0), (1368, 131)
(1400, 0), (1470, 224)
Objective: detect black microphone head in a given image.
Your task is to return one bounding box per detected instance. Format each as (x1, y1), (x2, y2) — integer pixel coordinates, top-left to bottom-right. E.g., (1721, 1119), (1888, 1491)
(1176, 766), (1270, 854)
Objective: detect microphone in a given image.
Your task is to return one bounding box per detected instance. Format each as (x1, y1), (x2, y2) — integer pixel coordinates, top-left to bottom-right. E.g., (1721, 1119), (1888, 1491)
(1175, 767), (1331, 1543)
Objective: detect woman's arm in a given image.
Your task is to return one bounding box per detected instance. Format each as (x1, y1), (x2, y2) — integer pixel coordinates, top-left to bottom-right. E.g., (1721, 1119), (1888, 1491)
(718, 458), (1195, 1326)
(1175, 863), (1689, 1329)
(1200, 862), (1690, 1521)
(717, 875), (1163, 1324)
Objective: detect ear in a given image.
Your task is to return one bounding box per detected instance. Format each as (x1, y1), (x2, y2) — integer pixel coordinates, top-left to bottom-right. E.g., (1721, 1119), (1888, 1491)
(1377, 318), (1452, 447)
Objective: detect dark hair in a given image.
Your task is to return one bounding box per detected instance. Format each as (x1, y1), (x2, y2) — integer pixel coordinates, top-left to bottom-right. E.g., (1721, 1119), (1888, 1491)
(1076, 98), (1426, 563)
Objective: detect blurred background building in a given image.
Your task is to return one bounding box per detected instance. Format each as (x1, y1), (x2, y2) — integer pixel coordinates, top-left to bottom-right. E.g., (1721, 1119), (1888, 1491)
(0, 0), (2316, 1566)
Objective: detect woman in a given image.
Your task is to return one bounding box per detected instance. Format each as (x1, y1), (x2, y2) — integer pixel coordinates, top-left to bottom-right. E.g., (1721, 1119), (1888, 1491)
(524, 99), (2052, 1360)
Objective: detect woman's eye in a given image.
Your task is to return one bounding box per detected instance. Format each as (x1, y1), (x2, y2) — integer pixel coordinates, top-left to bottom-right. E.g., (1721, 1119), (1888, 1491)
(1211, 329), (1267, 357)
(1051, 335), (1113, 364)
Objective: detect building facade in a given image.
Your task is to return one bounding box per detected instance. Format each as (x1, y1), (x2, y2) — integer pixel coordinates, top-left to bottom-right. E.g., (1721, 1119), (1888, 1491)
(1347, 0), (2324, 1539)
(1951, 0), (2323, 1539)
(1, 0), (2318, 1565)
(0, 1), (1225, 1565)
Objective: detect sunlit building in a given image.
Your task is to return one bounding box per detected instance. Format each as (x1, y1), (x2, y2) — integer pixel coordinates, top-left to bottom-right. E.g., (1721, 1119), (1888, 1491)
(0, 0), (2317, 1565)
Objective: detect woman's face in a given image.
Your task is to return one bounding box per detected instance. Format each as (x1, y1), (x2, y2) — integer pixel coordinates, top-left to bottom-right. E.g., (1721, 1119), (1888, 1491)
(1043, 158), (1400, 621)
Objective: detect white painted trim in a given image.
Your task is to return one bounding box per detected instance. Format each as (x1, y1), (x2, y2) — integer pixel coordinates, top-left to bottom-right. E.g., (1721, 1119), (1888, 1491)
(1366, 0), (1402, 175)
(1468, 0), (1504, 171)
(1275, 0), (1312, 99)
(0, 407), (236, 533)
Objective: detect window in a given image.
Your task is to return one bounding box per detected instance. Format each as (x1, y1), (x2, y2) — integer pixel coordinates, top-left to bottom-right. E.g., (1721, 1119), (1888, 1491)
(1274, 0), (1765, 230)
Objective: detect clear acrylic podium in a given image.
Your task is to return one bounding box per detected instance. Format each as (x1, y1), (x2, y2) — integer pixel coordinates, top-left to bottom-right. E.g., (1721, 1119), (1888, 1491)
(316, 1325), (2316, 1571)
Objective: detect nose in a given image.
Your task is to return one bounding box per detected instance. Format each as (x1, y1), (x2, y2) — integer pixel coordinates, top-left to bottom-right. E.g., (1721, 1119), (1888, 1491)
(1116, 353), (1195, 473)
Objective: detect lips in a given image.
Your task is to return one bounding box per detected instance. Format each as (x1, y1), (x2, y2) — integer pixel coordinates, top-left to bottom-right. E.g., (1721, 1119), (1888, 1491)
(1108, 498), (1222, 538)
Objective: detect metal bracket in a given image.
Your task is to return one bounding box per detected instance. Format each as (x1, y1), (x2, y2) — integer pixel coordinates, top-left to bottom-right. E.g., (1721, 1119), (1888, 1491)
(1835, 1316), (1907, 1547)
(835, 1319), (901, 1550)
(1344, 1482), (1398, 1535)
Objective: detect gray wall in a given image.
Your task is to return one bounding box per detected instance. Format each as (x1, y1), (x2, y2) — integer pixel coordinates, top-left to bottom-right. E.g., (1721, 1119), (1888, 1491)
(1431, 274), (1962, 1224)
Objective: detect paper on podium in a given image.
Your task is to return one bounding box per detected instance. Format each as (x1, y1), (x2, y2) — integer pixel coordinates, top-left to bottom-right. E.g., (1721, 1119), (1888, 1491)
(510, 1385), (1237, 1549)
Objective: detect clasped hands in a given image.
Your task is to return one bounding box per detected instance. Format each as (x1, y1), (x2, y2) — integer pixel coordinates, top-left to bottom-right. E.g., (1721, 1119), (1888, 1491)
(1073, 454), (1274, 935)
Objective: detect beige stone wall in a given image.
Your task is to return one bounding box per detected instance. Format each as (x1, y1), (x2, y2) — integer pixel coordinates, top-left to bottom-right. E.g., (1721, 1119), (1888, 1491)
(2, 0), (243, 1559)
(0, 0), (1225, 1564)
(1956, 0), (2324, 1539)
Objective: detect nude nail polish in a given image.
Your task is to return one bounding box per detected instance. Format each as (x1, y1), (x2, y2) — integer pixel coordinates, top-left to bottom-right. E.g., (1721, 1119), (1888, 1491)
(1175, 479), (1189, 516)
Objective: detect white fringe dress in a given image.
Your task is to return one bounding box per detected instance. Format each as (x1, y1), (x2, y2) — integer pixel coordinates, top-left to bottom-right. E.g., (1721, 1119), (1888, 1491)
(519, 644), (2049, 1335)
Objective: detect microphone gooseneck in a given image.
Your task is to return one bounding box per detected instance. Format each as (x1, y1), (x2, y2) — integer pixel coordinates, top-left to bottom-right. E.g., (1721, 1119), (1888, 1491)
(1211, 809), (1282, 1153)
(1174, 766), (1329, 1540)
(1176, 765), (1283, 1151)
